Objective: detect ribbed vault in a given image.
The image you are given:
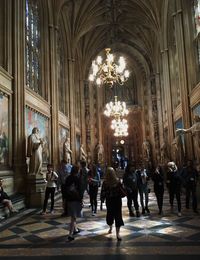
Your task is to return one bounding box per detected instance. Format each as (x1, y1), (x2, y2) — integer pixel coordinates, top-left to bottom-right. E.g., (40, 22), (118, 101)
(57, 0), (163, 79)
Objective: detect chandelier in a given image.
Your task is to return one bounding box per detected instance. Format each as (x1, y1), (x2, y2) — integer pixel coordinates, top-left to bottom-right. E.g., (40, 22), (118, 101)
(88, 48), (130, 86)
(104, 96), (129, 118)
(111, 118), (128, 137)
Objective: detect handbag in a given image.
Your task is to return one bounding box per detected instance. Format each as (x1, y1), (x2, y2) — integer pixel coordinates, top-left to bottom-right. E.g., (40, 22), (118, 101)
(119, 184), (127, 198)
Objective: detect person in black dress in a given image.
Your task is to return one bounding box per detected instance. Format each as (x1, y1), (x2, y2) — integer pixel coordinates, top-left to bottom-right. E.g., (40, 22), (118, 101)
(152, 165), (164, 215)
(100, 167), (124, 241)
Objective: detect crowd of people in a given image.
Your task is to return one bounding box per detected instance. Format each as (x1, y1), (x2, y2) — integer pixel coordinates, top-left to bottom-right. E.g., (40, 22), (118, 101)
(1, 158), (199, 241)
(38, 158), (199, 241)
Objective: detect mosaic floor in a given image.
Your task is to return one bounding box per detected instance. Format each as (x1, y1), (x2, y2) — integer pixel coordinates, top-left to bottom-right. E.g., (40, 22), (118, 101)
(0, 186), (200, 260)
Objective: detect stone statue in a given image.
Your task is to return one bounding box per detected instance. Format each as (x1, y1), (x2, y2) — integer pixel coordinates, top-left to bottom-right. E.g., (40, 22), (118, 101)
(142, 140), (151, 160)
(27, 127), (43, 175)
(160, 141), (169, 164)
(63, 137), (72, 164)
(176, 115), (200, 164)
(171, 132), (185, 167)
(96, 143), (104, 164)
(80, 144), (87, 161)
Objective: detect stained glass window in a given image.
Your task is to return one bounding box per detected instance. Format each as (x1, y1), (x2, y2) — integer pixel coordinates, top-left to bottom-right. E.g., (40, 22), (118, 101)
(25, 0), (41, 94)
(194, 0), (200, 65)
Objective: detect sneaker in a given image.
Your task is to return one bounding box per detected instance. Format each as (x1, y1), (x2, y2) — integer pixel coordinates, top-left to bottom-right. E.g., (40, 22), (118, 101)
(92, 211), (96, 216)
(108, 226), (112, 234)
(50, 211), (54, 214)
(41, 211), (46, 215)
(142, 208), (145, 215)
(117, 236), (122, 241)
(73, 228), (81, 235)
(136, 211), (140, 217)
(177, 212), (182, 217)
(11, 209), (18, 213)
(67, 235), (74, 241)
(129, 211), (135, 217)
(145, 207), (150, 214)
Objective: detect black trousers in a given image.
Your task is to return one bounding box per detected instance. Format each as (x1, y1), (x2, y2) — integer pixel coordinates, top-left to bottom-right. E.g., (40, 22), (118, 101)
(154, 187), (164, 212)
(127, 190), (139, 212)
(61, 184), (68, 214)
(169, 186), (181, 212)
(43, 187), (56, 212)
(185, 184), (197, 210)
(106, 197), (124, 227)
(89, 185), (98, 212)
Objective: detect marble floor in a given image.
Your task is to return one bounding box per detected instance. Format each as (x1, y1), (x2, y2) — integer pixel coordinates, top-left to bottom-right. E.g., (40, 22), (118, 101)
(0, 187), (200, 260)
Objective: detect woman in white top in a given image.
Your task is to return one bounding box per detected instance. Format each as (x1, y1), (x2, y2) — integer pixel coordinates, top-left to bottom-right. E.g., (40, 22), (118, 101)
(42, 164), (58, 214)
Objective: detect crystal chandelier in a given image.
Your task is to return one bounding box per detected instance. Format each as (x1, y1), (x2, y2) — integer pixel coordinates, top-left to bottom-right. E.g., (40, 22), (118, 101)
(89, 48), (130, 86)
(111, 118), (128, 137)
(104, 96), (129, 118)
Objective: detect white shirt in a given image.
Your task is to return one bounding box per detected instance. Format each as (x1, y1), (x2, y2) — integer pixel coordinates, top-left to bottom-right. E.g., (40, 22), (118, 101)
(46, 171), (58, 188)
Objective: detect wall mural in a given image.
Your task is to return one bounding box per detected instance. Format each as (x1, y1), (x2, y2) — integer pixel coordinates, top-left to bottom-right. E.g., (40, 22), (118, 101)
(59, 125), (69, 162)
(25, 107), (50, 164)
(0, 93), (9, 166)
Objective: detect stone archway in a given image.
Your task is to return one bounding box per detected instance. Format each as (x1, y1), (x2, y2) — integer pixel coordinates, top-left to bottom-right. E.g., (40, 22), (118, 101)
(101, 106), (143, 167)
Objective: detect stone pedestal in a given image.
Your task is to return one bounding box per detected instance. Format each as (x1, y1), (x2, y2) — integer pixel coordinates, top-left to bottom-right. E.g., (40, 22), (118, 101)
(26, 174), (46, 208)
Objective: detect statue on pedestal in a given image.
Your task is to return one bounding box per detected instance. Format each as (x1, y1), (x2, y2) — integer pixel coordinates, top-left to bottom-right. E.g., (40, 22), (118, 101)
(176, 115), (200, 164)
(95, 143), (104, 164)
(80, 144), (87, 161)
(142, 140), (151, 161)
(27, 127), (43, 175)
(63, 137), (72, 164)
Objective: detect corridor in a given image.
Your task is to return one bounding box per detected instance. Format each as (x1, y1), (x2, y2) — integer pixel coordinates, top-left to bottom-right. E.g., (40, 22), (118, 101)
(0, 187), (200, 260)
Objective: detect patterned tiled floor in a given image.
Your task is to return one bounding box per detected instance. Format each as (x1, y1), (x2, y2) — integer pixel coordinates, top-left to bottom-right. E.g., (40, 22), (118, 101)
(0, 185), (200, 259)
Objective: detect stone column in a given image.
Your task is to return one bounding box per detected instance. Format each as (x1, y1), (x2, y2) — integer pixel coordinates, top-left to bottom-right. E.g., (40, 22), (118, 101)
(50, 25), (59, 164)
(155, 72), (164, 146)
(173, 3), (193, 159)
(149, 74), (160, 164)
(80, 79), (86, 148)
(161, 49), (174, 150)
(13, 0), (27, 192)
(84, 80), (92, 163)
(68, 58), (76, 162)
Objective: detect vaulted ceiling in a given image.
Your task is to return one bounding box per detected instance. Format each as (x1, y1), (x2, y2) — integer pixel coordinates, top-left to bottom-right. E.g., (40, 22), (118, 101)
(55, 0), (164, 80)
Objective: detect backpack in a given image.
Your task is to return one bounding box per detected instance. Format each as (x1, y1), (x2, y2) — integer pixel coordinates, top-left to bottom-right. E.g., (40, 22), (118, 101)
(66, 182), (80, 200)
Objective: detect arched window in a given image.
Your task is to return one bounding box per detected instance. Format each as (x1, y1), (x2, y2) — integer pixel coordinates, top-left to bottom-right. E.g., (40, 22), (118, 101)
(25, 0), (41, 94)
(194, 0), (200, 66)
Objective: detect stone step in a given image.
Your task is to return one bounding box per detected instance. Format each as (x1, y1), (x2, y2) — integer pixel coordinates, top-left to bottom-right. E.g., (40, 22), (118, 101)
(0, 193), (26, 219)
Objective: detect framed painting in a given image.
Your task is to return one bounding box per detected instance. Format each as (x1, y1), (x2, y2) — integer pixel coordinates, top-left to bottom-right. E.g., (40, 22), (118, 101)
(0, 92), (9, 167)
